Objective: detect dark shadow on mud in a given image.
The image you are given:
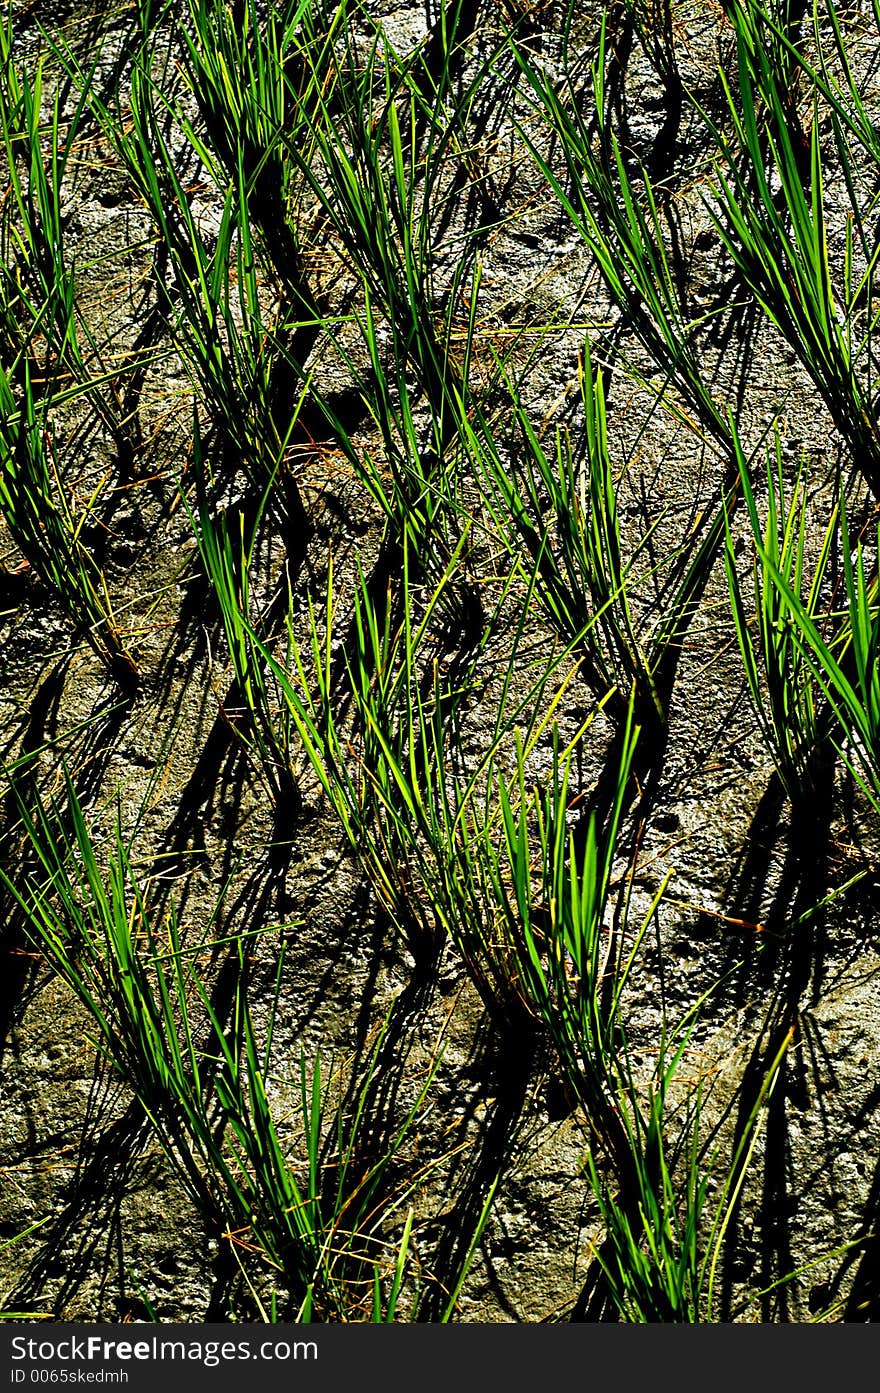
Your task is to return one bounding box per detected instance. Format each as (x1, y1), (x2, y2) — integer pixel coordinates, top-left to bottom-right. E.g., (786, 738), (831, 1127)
(706, 757), (861, 1319)
(146, 729), (258, 907)
(415, 1015), (537, 1320)
(839, 1145), (880, 1320)
(1, 1065), (152, 1318)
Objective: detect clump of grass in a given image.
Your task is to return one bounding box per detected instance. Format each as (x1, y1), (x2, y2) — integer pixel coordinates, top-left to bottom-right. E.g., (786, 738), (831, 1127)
(0, 12), (148, 449)
(583, 1021), (792, 1321)
(506, 11), (731, 453)
(171, 0), (321, 346)
(478, 346), (665, 736)
(0, 772), (440, 1320)
(272, 3), (499, 561)
(81, 42), (312, 549)
(147, 0), (490, 569)
(258, 526), (586, 1011)
(259, 534), (460, 967)
(475, 342), (730, 749)
(622, 0), (681, 93)
(700, 0), (880, 497)
(0, 367), (138, 684)
(724, 423), (840, 808)
(481, 692), (793, 1321)
(0, 18), (139, 683)
(184, 422), (300, 808)
(758, 494), (880, 818)
(267, 0), (495, 573)
(492, 701), (650, 1145)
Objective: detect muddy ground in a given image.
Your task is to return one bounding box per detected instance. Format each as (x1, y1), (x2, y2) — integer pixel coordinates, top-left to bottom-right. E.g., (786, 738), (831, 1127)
(1, 0), (879, 1323)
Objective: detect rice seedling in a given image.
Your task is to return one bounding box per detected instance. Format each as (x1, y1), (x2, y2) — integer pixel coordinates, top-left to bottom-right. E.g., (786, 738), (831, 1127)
(0, 31), (77, 372)
(125, 0), (366, 551)
(481, 349), (662, 735)
(78, 47), (313, 549)
(497, 14), (741, 742)
(474, 342), (728, 746)
(263, 0), (492, 561)
(253, 523), (593, 1016)
(483, 693), (791, 1320)
(583, 1020), (793, 1321)
(0, 365), (138, 684)
(281, 2), (466, 414)
(0, 17), (142, 683)
(756, 495), (880, 818)
(724, 423), (840, 809)
(699, 0), (880, 498)
(489, 703), (649, 1147)
(126, 0), (476, 565)
(468, 683), (794, 1321)
(259, 545), (445, 966)
(506, 9), (732, 454)
(208, 522), (459, 966)
(169, 0), (322, 346)
(183, 430), (297, 808)
(0, 770), (442, 1320)
(0, 15), (135, 438)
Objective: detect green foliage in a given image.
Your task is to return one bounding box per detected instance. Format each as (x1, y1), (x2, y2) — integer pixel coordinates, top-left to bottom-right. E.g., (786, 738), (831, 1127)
(0, 17), (140, 680)
(506, 12), (730, 451)
(758, 496), (880, 815)
(495, 708), (644, 1122)
(477, 346), (670, 733)
(701, 0), (880, 496)
(725, 425), (839, 806)
(257, 527), (588, 1011)
(0, 772), (437, 1319)
(0, 369), (137, 680)
(1, 0), (873, 1326)
(584, 1025), (792, 1322)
